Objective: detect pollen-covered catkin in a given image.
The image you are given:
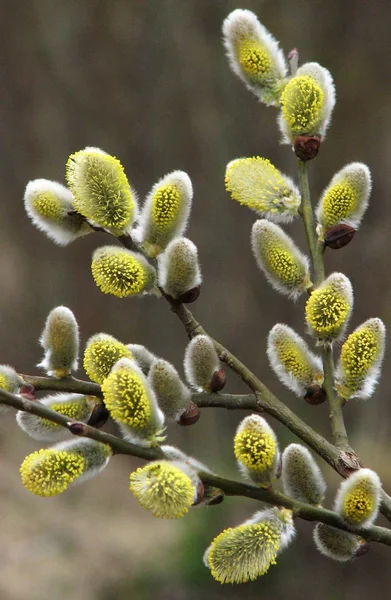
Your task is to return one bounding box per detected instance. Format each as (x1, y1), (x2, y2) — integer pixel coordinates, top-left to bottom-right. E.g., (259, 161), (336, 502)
(66, 147), (137, 235)
(84, 333), (132, 384)
(281, 444), (326, 505)
(101, 358), (164, 446)
(335, 318), (385, 400)
(16, 393), (96, 441)
(234, 415), (280, 486)
(225, 157), (301, 223)
(313, 523), (365, 562)
(279, 62), (335, 144)
(24, 179), (92, 245)
(222, 9), (287, 106)
(305, 273), (353, 344)
(129, 460), (199, 518)
(158, 237), (202, 300)
(204, 507), (295, 584)
(38, 306), (79, 378)
(148, 359), (191, 422)
(334, 468), (381, 529)
(267, 324), (323, 396)
(184, 335), (222, 392)
(91, 246), (156, 298)
(251, 220), (311, 299)
(316, 163), (371, 235)
(20, 438), (111, 497)
(133, 171), (193, 258)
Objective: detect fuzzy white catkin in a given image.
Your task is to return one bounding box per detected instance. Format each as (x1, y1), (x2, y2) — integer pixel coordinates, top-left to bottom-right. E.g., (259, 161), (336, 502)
(158, 237), (202, 299)
(184, 335), (220, 392)
(281, 444), (326, 505)
(38, 306), (79, 377)
(148, 359), (191, 421)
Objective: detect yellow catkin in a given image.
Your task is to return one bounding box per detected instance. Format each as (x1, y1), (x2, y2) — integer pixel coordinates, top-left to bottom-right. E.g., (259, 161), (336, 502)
(321, 183), (357, 229)
(234, 430), (276, 472)
(151, 185), (181, 233)
(102, 367), (152, 428)
(129, 461), (195, 519)
(91, 248), (154, 297)
(207, 522), (280, 584)
(20, 449), (85, 497)
(280, 75), (324, 135)
(84, 336), (132, 384)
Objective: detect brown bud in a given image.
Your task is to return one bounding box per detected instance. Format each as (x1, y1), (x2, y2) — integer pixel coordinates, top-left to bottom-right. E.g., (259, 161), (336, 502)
(355, 541), (370, 558)
(210, 369), (226, 393)
(177, 285), (201, 304)
(177, 400), (201, 426)
(69, 422), (88, 436)
(19, 383), (36, 401)
(192, 480), (205, 506)
(304, 385), (327, 405)
(294, 136), (321, 161)
(324, 224), (356, 250)
(87, 402), (110, 429)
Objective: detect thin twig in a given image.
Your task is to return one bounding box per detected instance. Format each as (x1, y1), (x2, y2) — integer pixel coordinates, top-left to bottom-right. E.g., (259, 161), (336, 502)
(1, 386), (391, 546)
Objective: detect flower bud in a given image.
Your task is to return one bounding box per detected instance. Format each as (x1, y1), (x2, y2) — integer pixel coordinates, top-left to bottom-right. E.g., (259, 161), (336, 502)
(38, 306), (79, 378)
(281, 444), (326, 505)
(234, 415), (280, 486)
(0, 365), (24, 394)
(324, 224), (356, 250)
(303, 385), (327, 406)
(126, 344), (157, 375)
(184, 335), (223, 392)
(20, 438), (111, 497)
(279, 62), (336, 145)
(267, 324), (323, 396)
(316, 163), (371, 238)
(158, 237), (202, 301)
(133, 171), (192, 258)
(222, 10), (287, 106)
(313, 523), (366, 562)
(251, 220), (311, 299)
(336, 318), (386, 401)
(65, 147), (137, 235)
(84, 333), (132, 384)
(204, 507), (295, 583)
(16, 393), (96, 441)
(101, 358), (164, 446)
(305, 273), (353, 345)
(293, 136), (321, 162)
(24, 179), (93, 245)
(334, 468), (381, 529)
(225, 157), (301, 223)
(91, 246), (156, 298)
(148, 359), (192, 422)
(129, 460), (199, 518)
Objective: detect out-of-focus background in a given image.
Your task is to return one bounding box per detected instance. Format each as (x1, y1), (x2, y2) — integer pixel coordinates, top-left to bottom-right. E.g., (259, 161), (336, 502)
(0, 0), (390, 598)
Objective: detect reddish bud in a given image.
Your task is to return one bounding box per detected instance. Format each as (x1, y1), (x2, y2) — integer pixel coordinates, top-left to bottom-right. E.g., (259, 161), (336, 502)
(294, 136), (321, 161)
(177, 285), (201, 304)
(304, 385), (327, 405)
(87, 402), (110, 428)
(69, 422), (88, 436)
(19, 383), (36, 401)
(210, 369), (226, 393)
(355, 541), (370, 558)
(324, 224), (356, 250)
(177, 401), (201, 426)
(192, 480), (205, 506)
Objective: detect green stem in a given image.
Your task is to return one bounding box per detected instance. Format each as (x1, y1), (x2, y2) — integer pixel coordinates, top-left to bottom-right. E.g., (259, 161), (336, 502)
(2, 386), (391, 546)
(297, 159), (325, 285)
(322, 346), (349, 448)
(297, 159), (352, 450)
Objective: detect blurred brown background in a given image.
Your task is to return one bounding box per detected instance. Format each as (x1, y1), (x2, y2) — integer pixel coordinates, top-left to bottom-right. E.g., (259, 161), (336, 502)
(0, 0), (391, 598)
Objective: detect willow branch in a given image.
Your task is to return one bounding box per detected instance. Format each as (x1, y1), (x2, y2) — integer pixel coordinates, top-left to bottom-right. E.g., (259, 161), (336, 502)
(1, 386), (390, 546)
(297, 159), (351, 449)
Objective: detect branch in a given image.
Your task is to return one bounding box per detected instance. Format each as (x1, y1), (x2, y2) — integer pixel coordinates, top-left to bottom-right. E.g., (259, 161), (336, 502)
(1, 386), (390, 546)
(297, 159), (351, 450)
